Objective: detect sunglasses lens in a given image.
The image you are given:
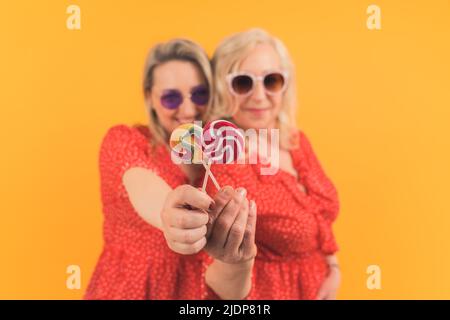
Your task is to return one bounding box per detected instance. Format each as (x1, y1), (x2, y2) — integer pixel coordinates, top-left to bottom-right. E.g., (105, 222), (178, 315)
(264, 73), (285, 93)
(161, 90), (182, 109)
(190, 85), (209, 106)
(231, 75), (253, 95)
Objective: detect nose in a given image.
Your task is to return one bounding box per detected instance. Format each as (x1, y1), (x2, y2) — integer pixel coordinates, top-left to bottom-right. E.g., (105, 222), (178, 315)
(176, 96), (197, 120)
(250, 81), (266, 101)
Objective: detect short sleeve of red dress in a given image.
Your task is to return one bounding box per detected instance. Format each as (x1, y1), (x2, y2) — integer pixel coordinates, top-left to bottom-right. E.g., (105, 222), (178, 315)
(98, 125), (155, 225)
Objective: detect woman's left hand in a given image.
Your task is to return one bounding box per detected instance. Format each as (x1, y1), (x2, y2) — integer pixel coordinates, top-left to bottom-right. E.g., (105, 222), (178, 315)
(316, 266), (341, 300)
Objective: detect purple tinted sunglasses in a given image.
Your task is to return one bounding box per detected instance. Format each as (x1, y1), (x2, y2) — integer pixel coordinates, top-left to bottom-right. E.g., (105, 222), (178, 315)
(160, 85), (209, 110)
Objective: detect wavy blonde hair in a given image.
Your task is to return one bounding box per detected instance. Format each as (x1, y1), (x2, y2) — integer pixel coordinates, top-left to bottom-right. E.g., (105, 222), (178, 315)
(209, 28), (299, 149)
(142, 39), (213, 145)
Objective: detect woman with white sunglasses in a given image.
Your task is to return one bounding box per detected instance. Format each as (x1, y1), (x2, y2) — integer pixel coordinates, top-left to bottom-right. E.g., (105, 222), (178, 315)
(206, 28), (341, 300)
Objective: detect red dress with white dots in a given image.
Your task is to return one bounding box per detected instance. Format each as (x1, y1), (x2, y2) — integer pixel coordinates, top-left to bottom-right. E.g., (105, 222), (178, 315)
(85, 124), (217, 299)
(85, 124), (339, 300)
(206, 131), (340, 299)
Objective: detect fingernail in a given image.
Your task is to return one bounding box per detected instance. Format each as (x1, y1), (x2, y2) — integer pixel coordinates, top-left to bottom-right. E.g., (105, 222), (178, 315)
(208, 200), (215, 211)
(249, 200), (255, 210)
(237, 188), (247, 197)
(222, 186), (233, 196)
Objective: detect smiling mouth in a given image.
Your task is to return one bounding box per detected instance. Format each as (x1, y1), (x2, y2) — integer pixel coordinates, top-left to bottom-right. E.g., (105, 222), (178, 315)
(242, 107), (271, 113)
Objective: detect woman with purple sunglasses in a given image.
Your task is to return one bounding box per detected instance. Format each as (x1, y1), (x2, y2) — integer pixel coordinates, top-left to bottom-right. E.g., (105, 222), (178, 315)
(85, 39), (257, 299)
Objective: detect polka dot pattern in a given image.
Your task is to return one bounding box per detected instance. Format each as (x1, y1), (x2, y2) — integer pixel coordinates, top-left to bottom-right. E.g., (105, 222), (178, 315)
(206, 131), (339, 299)
(84, 124), (217, 300)
(84, 125), (339, 300)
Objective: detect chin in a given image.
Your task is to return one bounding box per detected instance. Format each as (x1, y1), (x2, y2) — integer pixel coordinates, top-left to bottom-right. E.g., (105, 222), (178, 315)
(236, 119), (267, 131)
(252, 114), (275, 128)
(237, 110), (277, 129)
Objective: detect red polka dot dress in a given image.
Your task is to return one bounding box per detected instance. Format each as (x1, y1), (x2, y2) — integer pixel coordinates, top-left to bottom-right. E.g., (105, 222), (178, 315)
(205, 131), (340, 300)
(85, 124), (339, 300)
(85, 124), (218, 300)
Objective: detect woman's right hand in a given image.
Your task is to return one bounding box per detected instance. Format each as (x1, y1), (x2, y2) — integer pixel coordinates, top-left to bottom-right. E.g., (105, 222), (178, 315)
(161, 185), (214, 255)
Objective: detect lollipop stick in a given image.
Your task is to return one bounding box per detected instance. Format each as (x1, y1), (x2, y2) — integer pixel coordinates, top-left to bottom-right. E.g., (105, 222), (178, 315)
(208, 168), (221, 190)
(201, 164), (209, 192)
(201, 160), (220, 191)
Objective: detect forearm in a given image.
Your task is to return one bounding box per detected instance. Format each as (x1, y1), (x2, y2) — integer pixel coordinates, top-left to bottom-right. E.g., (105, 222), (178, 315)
(205, 258), (254, 300)
(325, 254), (339, 266)
(325, 254), (340, 275)
(122, 168), (169, 232)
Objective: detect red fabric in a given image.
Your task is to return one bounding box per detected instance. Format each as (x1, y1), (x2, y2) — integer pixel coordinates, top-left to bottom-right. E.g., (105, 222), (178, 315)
(85, 124), (339, 300)
(85, 124), (216, 299)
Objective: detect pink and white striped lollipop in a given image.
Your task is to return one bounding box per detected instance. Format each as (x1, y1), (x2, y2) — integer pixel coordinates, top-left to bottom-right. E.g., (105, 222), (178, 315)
(200, 120), (244, 191)
(202, 120), (244, 164)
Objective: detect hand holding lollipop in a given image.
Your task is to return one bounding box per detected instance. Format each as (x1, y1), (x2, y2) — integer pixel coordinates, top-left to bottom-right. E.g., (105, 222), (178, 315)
(169, 121), (256, 266)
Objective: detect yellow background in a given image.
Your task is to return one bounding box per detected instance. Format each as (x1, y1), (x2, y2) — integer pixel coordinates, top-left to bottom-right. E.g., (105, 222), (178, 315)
(1, 0), (449, 299)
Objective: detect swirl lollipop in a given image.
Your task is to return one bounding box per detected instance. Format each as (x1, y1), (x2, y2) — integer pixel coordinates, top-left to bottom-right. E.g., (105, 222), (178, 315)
(201, 120), (244, 191)
(202, 120), (244, 164)
(169, 121), (244, 192)
(169, 123), (203, 164)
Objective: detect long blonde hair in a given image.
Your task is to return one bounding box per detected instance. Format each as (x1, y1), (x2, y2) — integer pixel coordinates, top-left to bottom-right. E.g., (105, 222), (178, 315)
(210, 28), (299, 149)
(142, 39), (213, 145)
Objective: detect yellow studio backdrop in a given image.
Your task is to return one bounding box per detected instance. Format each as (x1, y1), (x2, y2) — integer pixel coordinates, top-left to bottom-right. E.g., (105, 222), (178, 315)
(0, 0), (449, 299)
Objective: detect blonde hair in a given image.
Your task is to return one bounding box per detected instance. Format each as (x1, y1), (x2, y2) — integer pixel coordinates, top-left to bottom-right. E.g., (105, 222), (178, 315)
(142, 39), (212, 145)
(210, 28), (299, 149)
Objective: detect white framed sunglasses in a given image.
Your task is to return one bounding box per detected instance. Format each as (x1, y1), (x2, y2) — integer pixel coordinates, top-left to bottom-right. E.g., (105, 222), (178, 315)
(226, 71), (288, 97)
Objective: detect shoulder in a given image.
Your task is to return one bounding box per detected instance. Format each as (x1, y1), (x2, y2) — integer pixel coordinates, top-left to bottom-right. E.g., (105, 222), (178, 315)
(289, 129), (313, 156)
(99, 124), (186, 186)
(99, 124), (154, 169)
(298, 130), (312, 150)
(100, 124), (153, 155)
(289, 130), (318, 171)
(102, 124), (150, 145)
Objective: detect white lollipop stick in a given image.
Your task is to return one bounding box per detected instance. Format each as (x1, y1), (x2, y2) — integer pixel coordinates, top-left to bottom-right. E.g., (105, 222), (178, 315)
(201, 159), (220, 191)
(201, 162), (209, 191)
